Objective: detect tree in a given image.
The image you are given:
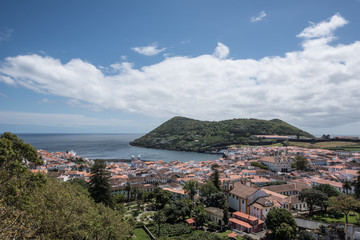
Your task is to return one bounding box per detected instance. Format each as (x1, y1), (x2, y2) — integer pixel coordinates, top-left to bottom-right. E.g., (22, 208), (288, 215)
(223, 202), (229, 226)
(265, 208), (297, 238)
(125, 182), (131, 209)
(210, 165), (221, 191)
(355, 171), (360, 199)
(27, 178), (132, 239)
(68, 178), (89, 191)
(154, 210), (167, 237)
(200, 180), (218, 198)
(343, 180), (352, 195)
(313, 184), (340, 212)
(294, 155), (308, 171)
(194, 203), (207, 227)
(154, 188), (171, 210)
(183, 179), (199, 205)
(298, 230), (315, 240)
(329, 195), (359, 224)
(89, 159), (113, 208)
(136, 187), (145, 208)
(274, 222), (296, 240)
(299, 188), (327, 214)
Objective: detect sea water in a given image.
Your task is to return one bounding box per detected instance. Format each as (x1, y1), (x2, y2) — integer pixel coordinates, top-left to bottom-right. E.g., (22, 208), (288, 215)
(18, 133), (221, 162)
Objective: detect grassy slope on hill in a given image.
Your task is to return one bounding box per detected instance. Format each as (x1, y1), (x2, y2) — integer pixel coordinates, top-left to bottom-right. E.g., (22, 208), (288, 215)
(130, 116), (314, 152)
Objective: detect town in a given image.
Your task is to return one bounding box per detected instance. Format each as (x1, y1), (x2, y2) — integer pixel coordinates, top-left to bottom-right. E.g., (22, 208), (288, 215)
(31, 141), (360, 240)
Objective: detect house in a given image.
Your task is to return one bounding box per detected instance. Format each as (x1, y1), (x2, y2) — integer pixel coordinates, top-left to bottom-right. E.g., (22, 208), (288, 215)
(227, 182), (281, 220)
(259, 155), (291, 172)
(229, 211), (264, 233)
(205, 207), (225, 226)
(261, 183), (311, 196)
(184, 217), (196, 227)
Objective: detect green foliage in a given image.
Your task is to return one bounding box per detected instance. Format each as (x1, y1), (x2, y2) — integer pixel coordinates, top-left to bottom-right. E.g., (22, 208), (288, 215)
(26, 178), (132, 239)
(154, 187), (172, 210)
(0, 133), (132, 239)
(329, 195), (359, 224)
(223, 202), (229, 225)
(163, 200), (190, 223)
(355, 172), (360, 199)
(182, 179), (199, 203)
(274, 222), (296, 240)
(313, 184), (340, 212)
(194, 204), (207, 227)
(133, 228), (151, 240)
(251, 161), (269, 170)
(130, 116), (314, 152)
(68, 178), (89, 191)
(148, 223), (193, 239)
(89, 159), (113, 207)
(200, 181), (218, 198)
(299, 188), (328, 213)
(265, 208), (297, 236)
(294, 155), (308, 170)
(262, 181), (287, 187)
(211, 168), (221, 190)
(154, 210), (167, 237)
(202, 192), (227, 209)
(165, 230), (221, 240)
(298, 230), (315, 240)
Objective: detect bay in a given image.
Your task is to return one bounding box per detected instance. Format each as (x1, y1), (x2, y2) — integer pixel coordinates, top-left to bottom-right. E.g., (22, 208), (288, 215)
(18, 133), (221, 162)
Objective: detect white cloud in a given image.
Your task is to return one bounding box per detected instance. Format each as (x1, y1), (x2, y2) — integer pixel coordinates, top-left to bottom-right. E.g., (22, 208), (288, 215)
(1, 14), (360, 131)
(297, 13), (348, 39)
(132, 42), (166, 56)
(251, 11), (267, 23)
(213, 42), (229, 59)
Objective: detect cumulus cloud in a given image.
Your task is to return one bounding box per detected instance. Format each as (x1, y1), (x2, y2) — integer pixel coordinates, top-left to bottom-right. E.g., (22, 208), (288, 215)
(1, 14), (360, 130)
(132, 42), (166, 56)
(213, 42), (229, 59)
(297, 13), (348, 39)
(251, 11), (267, 23)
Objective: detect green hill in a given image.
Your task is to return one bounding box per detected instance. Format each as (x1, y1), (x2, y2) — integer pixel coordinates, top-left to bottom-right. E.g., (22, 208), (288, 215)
(130, 116), (314, 152)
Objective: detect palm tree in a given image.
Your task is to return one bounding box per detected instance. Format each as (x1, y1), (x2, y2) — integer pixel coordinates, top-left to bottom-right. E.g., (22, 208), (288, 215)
(343, 180), (352, 195)
(183, 179), (199, 206)
(194, 204), (208, 228)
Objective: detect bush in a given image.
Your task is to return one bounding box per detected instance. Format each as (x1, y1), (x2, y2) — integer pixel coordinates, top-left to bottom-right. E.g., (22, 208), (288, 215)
(328, 208), (343, 219)
(147, 223), (192, 237)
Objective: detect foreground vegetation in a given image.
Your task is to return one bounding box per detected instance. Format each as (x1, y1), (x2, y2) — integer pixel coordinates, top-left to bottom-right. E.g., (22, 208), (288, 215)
(0, 132), (132, 239)
(131, 116), (314, 152)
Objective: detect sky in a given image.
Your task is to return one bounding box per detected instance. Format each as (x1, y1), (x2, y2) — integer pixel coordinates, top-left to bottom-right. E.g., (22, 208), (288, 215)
(1, 0), (360, 135)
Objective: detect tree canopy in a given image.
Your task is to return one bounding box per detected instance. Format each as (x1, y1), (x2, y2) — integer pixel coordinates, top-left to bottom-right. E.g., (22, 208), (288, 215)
(0, 133), (132, 239)
(265, 208), (297, 240)
(299, 188), (327, 214)
(89, 159), (113, 207)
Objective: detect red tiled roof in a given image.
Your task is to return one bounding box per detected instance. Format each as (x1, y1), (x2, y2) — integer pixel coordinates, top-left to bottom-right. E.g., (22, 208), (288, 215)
(227, 232), (238, 238)
(229, 218), (252, 229)
(232, 211), (258, 221)
(185, 218), (195, 224)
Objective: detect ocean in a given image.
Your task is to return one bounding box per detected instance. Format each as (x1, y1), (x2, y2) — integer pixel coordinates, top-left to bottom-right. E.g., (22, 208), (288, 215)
(18, 133), (222, 162)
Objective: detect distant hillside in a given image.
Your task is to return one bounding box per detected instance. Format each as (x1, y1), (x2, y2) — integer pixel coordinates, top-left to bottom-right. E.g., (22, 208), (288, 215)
(130, 116), (314, 152)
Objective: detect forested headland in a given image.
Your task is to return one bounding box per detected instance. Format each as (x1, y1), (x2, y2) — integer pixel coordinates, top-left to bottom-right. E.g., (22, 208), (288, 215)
(130, 116), (314, 152)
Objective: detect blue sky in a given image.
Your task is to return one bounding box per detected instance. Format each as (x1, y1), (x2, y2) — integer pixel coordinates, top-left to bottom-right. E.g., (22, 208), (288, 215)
(1, 0), (360, 135)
